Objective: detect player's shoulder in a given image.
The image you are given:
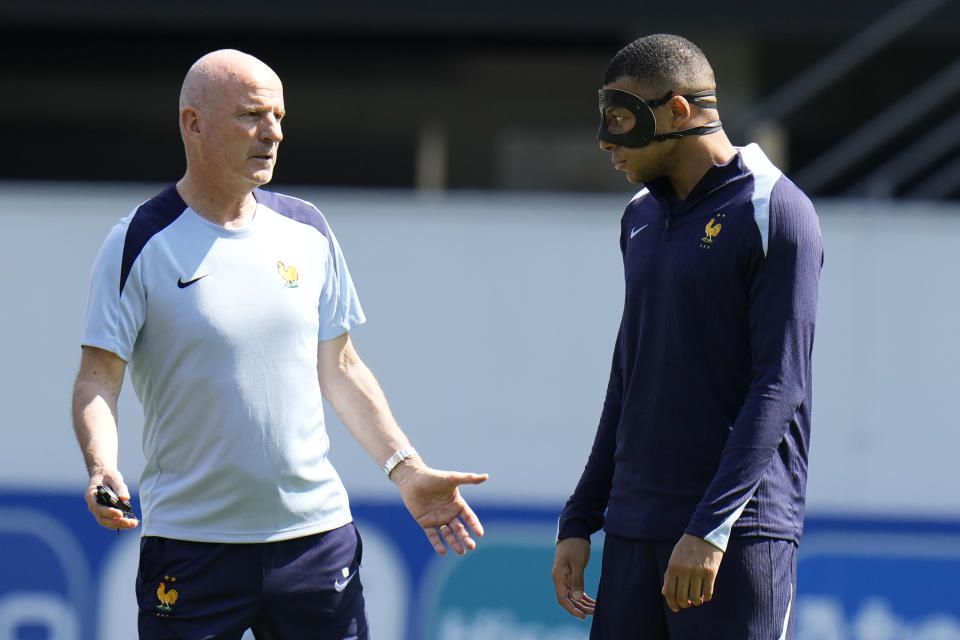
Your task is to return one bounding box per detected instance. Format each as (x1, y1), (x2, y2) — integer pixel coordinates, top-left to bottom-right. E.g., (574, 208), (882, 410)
(628, 187), (650, 205)
(769, 179), (820, 255)
(99, 185), (187, 256)
(621, 186), (654, 219)
(254, 188), (333, 237)
(770, 175), (816, 218)
(737, 144), (815, 215)
(738, 145), (815, 221)
(253, 187), (318, 214)
(124, 184), (190, 233)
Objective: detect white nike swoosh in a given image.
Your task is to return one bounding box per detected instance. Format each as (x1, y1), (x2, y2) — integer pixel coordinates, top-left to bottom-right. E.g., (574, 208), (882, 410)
(334, 571), (357, 592)
(630, 224), (649, 239)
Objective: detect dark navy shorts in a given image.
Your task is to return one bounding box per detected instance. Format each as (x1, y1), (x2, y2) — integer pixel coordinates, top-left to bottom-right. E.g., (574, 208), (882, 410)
(591, 534), (796, 640)
(136, 522), (367, 640)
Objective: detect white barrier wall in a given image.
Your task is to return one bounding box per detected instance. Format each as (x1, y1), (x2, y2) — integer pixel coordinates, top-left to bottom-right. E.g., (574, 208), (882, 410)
(2, 184), (960, 640)
(1, 183), (958, 515)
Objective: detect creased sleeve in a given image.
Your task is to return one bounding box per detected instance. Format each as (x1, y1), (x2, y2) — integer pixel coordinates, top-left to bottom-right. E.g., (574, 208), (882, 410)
(685, 180), (822, 550)
(81, 218), (145, 362)
(317, 223), (366, 341)
(558, 324), (624, 540)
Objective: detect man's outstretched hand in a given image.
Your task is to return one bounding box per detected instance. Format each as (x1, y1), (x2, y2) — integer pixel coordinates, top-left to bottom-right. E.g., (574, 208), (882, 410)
(391, 460), (488, 555)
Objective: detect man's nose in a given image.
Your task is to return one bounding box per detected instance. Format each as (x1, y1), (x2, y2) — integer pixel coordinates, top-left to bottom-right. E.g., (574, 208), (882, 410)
(598, 139), (617, 151)
(262, 115), (283, 143)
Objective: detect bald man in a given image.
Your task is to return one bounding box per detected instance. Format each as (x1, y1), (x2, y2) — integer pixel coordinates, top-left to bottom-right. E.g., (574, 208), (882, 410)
(73, 49), (487, 639)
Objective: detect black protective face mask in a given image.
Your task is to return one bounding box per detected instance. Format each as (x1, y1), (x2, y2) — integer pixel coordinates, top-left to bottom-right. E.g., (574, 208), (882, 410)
(597, 88), (722, 148)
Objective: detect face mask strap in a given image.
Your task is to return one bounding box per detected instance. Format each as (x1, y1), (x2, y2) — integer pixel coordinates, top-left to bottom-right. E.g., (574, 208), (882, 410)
(652, 120), (723, 142)
(643, 90), (677, 109)
(645, 89), (718, 110)
(678, 89), (718, 110)
(651, 90), (721, 141)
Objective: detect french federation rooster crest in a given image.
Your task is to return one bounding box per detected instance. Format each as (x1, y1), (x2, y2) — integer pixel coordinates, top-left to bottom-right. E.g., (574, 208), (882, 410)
(277, 261), (299, 288)
(701, 217), (723, 244)
(156, 577), (179, 612)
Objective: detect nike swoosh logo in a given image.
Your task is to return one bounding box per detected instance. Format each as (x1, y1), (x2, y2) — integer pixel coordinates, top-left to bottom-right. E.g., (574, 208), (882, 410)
(177, 275), (208, 289)
(334, 570), (357, 593)
(630, 224), (649, 239)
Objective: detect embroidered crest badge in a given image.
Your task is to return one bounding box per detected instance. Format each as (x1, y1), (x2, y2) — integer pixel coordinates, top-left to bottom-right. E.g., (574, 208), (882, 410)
(699, 212), (727, 250)
(277, 261), (300, 288)
(155, 575), (179, 616)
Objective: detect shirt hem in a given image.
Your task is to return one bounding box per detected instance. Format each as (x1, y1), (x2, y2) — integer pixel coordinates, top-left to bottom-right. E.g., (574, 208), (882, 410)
(318, 316), (367, 342)
(80, 337), (131, 362)
(141, 511), (354, 543)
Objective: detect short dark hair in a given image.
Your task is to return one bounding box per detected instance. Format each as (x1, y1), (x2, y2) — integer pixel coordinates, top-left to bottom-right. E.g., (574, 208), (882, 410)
(603, 34), (716, 95)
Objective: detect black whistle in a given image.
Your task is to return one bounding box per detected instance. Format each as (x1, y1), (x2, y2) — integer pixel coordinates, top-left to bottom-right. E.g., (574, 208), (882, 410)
(95, 485), (137, 520)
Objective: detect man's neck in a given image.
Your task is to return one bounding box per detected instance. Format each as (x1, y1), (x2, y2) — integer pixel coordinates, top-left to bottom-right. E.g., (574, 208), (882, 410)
(176, 174), (258, 229)
(666, 131), (737, 200)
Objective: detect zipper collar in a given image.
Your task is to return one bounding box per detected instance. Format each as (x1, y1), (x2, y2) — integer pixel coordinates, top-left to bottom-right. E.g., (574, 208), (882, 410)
(644, 151), (746, 219)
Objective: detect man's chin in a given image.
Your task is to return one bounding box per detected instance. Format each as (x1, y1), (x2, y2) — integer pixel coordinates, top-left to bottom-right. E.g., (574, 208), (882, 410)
(249, 170), (275, 186)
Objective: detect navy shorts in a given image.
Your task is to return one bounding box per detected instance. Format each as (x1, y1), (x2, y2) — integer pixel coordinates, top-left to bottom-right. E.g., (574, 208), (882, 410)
(136, 522), (367, 640)
(591, 534), (796, 640)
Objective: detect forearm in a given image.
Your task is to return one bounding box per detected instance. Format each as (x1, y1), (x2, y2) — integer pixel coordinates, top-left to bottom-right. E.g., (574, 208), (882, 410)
(559, 329), (623, 540)
(558, 411), (617, 539)
(687, 305), (816, 545)
(319, 345), (412, 470)
(318, 335), (487, 554)
(685, 411), (788, 545)
(72, 346), (126, 478)
(72, 377), (122, 476)
(73, 347), (137, 529)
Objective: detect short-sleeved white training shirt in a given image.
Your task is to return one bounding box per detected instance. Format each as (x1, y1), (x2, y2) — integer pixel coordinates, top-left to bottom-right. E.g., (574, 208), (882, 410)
(82, 185), (366, 542)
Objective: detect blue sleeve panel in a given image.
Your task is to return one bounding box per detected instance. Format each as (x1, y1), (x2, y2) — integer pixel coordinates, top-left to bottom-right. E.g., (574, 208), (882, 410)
(686, 177), (822, 550)
(557, 325), (623, 540)
(558, 144), (822, 548)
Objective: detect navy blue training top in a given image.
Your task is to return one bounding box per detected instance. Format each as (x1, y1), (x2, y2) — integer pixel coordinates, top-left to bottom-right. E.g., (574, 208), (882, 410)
(558, 144), (822, 550)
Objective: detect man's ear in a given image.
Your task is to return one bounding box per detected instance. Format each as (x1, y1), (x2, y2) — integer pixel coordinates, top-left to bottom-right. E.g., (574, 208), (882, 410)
(669, 95), (693, 126)
(180, 108), (201, 136)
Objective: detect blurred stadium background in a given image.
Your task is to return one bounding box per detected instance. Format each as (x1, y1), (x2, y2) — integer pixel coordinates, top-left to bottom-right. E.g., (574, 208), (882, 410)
(2, 1), (960, 638)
